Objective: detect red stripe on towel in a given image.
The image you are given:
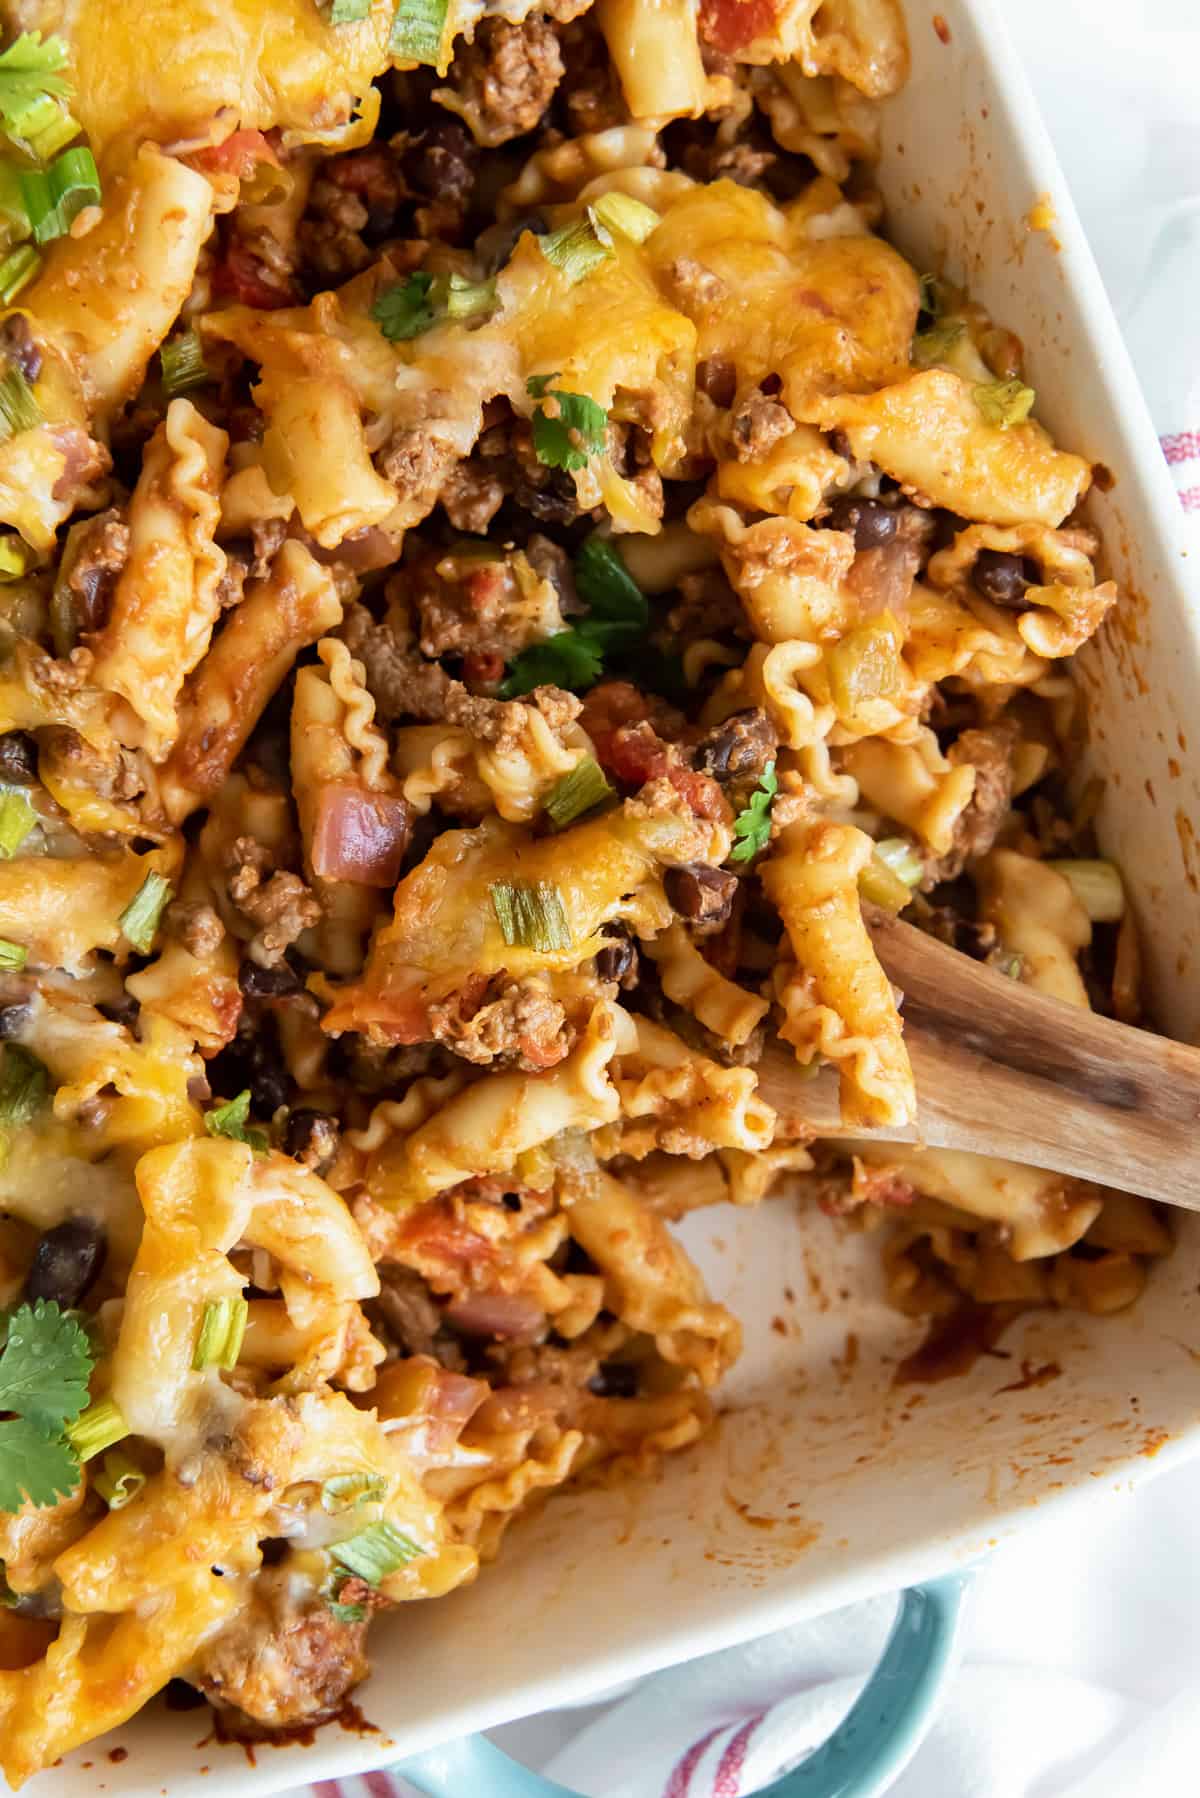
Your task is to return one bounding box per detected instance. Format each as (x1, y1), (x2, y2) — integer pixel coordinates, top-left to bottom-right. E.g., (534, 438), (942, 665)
(712, 1714), (766, 1796)
(310, 1783), (348, 1798)
(664, 1724), (725, 1798)
(1179, 485), (1200, 513)
(1162, 431), (1200, 465)
(364, 1774), (400, 1798)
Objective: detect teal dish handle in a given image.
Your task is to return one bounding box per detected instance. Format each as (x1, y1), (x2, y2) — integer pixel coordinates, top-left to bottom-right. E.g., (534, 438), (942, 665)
(395, 1572), (972, 1798)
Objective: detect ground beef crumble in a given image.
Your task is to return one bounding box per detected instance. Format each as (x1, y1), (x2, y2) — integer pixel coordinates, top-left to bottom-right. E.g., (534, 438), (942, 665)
(224, 837), (321, 967)
(190, 1564), (370, 1728)
(437, 18), (565, 147)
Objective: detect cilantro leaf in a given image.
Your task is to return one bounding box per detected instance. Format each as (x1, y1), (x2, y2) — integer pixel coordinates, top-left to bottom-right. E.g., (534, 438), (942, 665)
(0, 1417), (81, 1511)
(204, 1089), (269, 1153)
(501, 630), (604, 699)
(973, 377), (1035, 429)
(0, 1299), (92, 1432)
(575, 537), (648, 632)
(729, 761), (778, 863)
(525, 376), (607, 472)
(371, 272), (437, 342)
(0, 35), (71, 135)
(500, 536), (647, 698)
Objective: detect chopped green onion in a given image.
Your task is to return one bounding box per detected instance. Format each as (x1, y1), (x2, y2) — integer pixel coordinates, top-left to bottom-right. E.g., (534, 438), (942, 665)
(543, 756), (615, 830)
(321, 1472), (388, 1513)
(0, 367), (40, 443)
(912, 318), (965, 366)
(994, 950), (1024, 980)
(93, 1448), (146, 1511)
(875, 836), (924, 888)
(21, 103), (79, 163)
(490, 880), (571, 952)
(538, 213), (613, 284)
(0, 165), (30, 251)
(590, 191), (660, 244)
(20, 146), (100, 247)
(118, 870), (172, 955)
(1045, 858), (1125, 923)
(332, 1519), (423, 1585)
(0, 787), (34, 858)
(858, 854), (914, 914)
(388, 0), (450, 65)
(192, 1296), (248, 1372)
(0, 536), (31, 580)
(330, 0), (372, 18)
(0, 1044), (47, 1128)
(973, 377), (1035, 429)
(435, 271), (496, 322)
(65, 1395), (127, 1463)
(160, 330), (210, 398)
(0, 939), (26, 970)
(525, 374), (608, 472)
(0, 245), (39, 305)
(204, 1089), (269, 1153)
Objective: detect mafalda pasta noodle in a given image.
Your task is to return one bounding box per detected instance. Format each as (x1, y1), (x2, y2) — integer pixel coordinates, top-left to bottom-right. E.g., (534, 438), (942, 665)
(0, 0), (1166, 1781)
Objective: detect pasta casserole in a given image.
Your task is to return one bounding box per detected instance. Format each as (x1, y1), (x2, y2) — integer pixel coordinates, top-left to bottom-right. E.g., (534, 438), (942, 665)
(0, 0), (1170, 1782)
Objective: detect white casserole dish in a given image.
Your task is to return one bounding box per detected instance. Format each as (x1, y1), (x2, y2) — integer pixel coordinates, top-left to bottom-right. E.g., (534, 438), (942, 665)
(33, 2), (1200, 1791)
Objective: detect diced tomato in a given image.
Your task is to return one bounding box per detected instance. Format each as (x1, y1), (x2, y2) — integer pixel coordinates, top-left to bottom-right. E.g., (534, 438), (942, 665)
(211, 241), (296, 310)
(190, 128), (280, 181)
(462, 650), (506, 687)
(398, 1198), (497, 1273)
(698, 0), (778, 53)
(665, 762), (727, 821)
(602, 722), (670, 789)
(862, 1170), (917, 1208)
(325, 147), (397, 208)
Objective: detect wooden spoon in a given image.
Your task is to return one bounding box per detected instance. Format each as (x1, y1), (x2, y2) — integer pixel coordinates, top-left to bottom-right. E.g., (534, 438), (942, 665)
(755, 908), (1200, 1210)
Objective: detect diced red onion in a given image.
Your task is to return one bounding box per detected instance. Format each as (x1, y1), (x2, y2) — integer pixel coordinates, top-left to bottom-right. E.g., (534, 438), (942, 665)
(444, 1291), (547, 1343)
(310, 784), (411, 887)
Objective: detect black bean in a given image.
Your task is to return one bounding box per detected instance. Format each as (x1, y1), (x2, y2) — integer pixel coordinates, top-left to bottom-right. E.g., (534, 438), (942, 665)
(822, 496), (899, 550)
(239, 960), (300, 999)
(24, 1216), (106, 1308)
(283, 1107), (340, 1172)
(595, 935), (638, 986)
(0, 1002), (31, 1039)
(692, 709), (776, 783)
(0, 315), (41, 385)
(696, 357), (736, 409)
(664, 864), (738, 927)
(972, 549), (1031, 608)
(588, 1361), (639, 1399)
(97, 994), (141, 1030)
(405, 121), (477, 205)
(0, 732), (38, 786)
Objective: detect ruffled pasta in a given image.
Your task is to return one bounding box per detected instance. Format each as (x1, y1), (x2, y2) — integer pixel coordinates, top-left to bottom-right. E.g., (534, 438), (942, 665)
(762, 819), (915, 1128)
(88, 401), (228, 755)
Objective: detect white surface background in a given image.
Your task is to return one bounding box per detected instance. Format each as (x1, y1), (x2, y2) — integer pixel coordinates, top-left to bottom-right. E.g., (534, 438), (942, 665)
(485, 2), (1200, 1790)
